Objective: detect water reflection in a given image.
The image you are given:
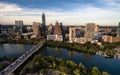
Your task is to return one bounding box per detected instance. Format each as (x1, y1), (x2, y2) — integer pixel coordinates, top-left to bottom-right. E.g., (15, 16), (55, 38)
(40, 46), (120, 75)
(0, 44), (33, 58)
(68, 50), (75, 57)
(46, 46), (62, 54)
(82, 53), (92, 60)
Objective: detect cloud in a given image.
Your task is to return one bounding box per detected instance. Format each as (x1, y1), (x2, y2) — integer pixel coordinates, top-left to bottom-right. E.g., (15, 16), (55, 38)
(0, 1), (120, 25)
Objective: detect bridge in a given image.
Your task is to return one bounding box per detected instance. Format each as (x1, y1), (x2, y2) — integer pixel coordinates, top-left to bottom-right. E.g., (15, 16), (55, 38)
(0, 39), (45, 75)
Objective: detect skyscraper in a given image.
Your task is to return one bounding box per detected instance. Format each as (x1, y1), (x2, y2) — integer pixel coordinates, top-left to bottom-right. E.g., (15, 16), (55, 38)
(32, 22), (41, 36)
(85, 23), (95, 41)
(15, 20), (23, 34)
(54, 21), (62, 35)
(42, 13), (46, 26)
(41, 13), (46, 36)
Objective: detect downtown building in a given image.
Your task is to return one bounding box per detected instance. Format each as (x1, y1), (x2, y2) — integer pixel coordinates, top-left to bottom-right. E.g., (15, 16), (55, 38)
(14, 20), (24, 34)
(32, 22), (42, 38)
(69, 23), (101, 44)
(47, 21), (63, 41)
(41, 13), (47, 36)
(69, 26), (85, 43)
(103, 22), (120, 43)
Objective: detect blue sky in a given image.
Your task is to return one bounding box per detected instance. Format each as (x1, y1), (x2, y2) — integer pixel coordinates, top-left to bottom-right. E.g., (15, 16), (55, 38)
(0, 0), (120, 25)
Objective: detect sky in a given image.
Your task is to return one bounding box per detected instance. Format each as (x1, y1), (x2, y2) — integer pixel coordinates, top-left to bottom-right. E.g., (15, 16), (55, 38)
(0, 0), (120, 26)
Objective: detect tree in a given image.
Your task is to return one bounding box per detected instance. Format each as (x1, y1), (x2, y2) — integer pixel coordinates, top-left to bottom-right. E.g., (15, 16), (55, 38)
(102, 72), (110, 75)
(91, 67), (101, 75)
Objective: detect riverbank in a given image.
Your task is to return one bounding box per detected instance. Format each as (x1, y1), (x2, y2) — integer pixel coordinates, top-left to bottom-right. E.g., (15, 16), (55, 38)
(0, 38), (40, 45)
(45, 40), (117, 57)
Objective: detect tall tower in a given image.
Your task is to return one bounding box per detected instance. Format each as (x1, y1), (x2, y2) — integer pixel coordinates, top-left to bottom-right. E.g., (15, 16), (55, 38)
(41, 13), (46, 36)
(42, 13), (46, 26)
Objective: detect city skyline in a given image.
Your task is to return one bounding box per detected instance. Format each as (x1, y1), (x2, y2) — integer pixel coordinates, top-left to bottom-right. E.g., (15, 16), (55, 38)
(0, 0), (120, 25)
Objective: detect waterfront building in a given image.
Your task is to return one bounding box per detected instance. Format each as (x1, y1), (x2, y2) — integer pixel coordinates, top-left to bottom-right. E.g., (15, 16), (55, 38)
(15, 20), (24, 34)
(47, 35), (63, 41)
(69, 26), (85, 43)
(103, 35), (120, 43)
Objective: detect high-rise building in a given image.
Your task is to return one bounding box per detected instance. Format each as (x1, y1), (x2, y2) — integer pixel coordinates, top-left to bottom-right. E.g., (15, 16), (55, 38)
(41, 13), (46, 36)
(117, 22), (120, 37)
(42, 13), (46, 26)
(69, 26), (85, 43)
(32, 22), (41, 36)
(85, 23), (95, 41)
(15, 20), (23, 33)
(54, 21), (62, 35)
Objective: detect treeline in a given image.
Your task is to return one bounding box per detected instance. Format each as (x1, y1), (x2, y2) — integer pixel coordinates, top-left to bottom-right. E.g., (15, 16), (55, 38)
(0, 38), (40, 45)
(45, 41), (118, 57)
(22, 55), (110, 75)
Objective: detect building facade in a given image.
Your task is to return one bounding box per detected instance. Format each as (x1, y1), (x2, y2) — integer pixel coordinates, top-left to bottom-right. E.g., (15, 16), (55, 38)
(15, 20), (23, 34)
(85, 23), (95, 42)
(69, 26), (85, 43)
(54, 21), (62, 35)
(41, 13), (46, 36)
(32, 22), (41, 37)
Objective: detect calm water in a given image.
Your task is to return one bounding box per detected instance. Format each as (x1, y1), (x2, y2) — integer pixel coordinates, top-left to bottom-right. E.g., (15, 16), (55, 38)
(0, 44), (34, 58)
(0, 44), (120, 75)
(40, 46), (120, 75)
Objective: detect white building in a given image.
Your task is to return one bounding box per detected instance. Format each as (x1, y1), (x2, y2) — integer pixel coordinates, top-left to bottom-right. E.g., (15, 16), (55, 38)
(47, 35), (63, 41)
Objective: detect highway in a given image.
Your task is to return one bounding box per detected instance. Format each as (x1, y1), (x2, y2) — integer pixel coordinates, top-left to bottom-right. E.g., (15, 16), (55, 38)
(0, 39), (45, 75)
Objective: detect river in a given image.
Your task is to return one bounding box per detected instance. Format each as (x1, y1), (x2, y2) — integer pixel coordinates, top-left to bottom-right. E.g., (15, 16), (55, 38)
(0, 44), (120, 75)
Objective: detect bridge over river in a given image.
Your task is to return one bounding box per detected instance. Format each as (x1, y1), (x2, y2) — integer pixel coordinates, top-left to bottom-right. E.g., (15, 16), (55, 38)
(0, 39), (45, 75)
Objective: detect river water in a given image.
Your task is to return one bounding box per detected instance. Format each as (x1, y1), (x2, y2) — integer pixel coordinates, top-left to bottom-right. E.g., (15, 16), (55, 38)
(0, 44), (120, 75)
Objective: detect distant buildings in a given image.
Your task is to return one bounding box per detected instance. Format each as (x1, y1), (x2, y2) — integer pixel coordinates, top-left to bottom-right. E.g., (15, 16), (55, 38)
(69, 23), (102, 44)
(0, 25), (14, 35)
(14, 20), (24, 34)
